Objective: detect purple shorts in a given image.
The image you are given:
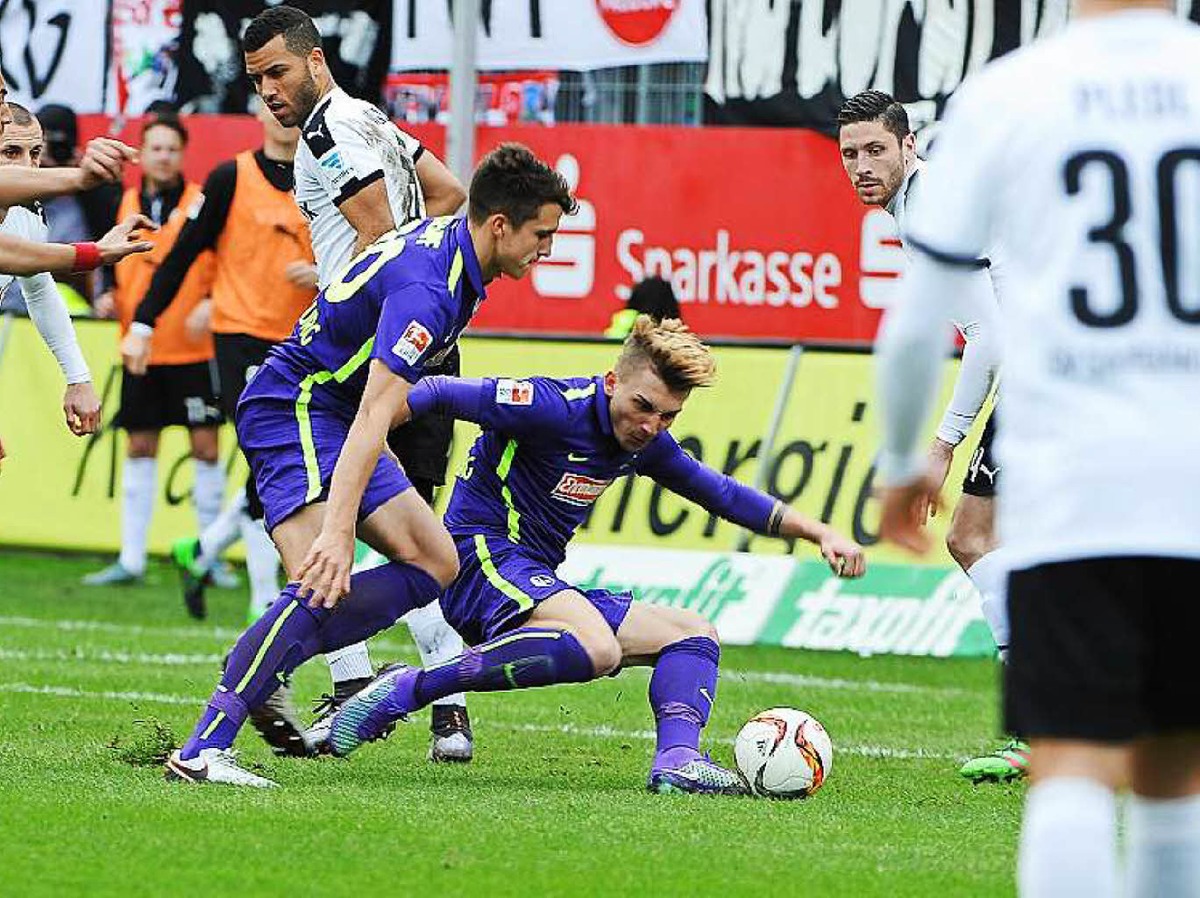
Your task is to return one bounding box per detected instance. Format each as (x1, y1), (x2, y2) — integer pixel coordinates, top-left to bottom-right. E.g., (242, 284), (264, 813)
(441, 532), (633, 646)
(236, 383), (411, 533)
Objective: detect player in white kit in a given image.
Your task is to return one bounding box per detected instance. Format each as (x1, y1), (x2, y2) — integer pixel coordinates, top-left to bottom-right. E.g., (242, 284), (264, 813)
(837, 91), (1022, 782)
(240, 5), (474, 761)
(876, 2), (1200, 895)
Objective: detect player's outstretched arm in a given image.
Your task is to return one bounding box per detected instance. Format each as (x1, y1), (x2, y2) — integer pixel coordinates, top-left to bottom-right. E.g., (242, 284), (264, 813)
(19, 272), (100, 435)
(639, 435), (866, 578)
(876, 252), (999, 554)
(406, 375), (549, 433)
(0, 138), (136, 207)
(296, 359), (414, 608)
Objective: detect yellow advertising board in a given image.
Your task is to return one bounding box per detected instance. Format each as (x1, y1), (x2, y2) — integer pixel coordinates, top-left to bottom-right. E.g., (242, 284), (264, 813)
(0, 320), (976, 567)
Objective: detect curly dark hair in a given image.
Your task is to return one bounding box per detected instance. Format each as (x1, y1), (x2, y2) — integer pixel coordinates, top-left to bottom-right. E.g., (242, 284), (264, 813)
(836, 90), (910, 143)
(243, 5), (321, 57)
(467, 143), (577, 227)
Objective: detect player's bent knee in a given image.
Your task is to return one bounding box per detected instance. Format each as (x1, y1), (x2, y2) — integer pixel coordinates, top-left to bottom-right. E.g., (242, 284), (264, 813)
(578, 631), (621, 677)
(946, 528), (984, 571)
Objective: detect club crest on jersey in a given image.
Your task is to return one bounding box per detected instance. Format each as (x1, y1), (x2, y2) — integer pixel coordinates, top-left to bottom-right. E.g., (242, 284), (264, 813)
(392, 321), (433, 365)
(551, 472), (611, 507)
(496, 378), (533, 406)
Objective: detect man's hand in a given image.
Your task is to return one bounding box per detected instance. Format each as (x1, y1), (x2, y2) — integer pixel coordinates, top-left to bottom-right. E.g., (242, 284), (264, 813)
(97, 214), (155, 264)
(184, 298), (212, 342)
(121, 328), (152, 375)
(284, 260), (318, 291)
(63, 383), (101, 436)
(819, 531), (867, 579)
(79, 138), (138, 190)
(923, 437), (956, 519)
(295, 527), (355, 609)
(879, 471), (944, 556)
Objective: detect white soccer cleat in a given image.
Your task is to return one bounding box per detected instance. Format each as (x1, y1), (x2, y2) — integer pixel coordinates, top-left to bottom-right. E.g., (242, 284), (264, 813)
(164, 748), (278, 788)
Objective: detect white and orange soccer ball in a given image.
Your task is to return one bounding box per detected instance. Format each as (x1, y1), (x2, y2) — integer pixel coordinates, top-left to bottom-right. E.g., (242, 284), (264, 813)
(734, 707), (832, 799)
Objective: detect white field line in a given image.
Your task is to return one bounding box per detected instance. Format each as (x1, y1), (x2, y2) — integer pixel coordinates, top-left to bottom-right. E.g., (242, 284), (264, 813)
(0, 682), (959, 761)
(0, 641), (975, 698)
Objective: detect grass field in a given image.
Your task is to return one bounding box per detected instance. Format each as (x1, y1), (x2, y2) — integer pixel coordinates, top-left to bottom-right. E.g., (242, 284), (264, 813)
(0, 549), (1022, 897)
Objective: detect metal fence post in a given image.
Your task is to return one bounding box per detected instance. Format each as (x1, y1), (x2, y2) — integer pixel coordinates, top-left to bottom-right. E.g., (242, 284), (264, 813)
(736, 343), (805, 552)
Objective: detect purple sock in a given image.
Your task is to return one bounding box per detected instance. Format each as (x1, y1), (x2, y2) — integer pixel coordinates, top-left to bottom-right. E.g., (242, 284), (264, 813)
(412, 627), (595, 707)
(318, 561), (442, 655)
(649, 636), (720, 770)
(180, 584), (326, 759)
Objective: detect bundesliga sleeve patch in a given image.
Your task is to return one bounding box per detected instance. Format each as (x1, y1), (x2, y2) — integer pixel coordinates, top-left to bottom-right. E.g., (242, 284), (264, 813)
(318, 149), (354, 189)
(392, 320), (433, 366)
(496, 378), (534, 406)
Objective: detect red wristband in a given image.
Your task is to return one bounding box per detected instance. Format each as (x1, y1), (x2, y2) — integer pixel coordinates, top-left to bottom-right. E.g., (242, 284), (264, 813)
(71, 242), (102, 272)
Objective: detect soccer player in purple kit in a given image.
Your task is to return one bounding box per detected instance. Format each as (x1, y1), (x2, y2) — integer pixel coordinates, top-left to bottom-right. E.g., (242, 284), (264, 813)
(164, 143), (575, 787)
(326, 317), (867, 794)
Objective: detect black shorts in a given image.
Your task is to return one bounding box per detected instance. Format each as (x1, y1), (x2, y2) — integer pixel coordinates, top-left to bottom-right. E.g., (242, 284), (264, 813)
(115, 360), (224, 432)
(387, 343), (460, 497)
(961, 408), (998, 498)
(1005, 555), (1200, 742)
(214, 332), (274, 419)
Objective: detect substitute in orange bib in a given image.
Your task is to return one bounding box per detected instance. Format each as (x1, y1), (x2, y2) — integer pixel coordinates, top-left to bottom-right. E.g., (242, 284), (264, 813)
(122, 100), (317, 629)
(84, 114), (223, 587)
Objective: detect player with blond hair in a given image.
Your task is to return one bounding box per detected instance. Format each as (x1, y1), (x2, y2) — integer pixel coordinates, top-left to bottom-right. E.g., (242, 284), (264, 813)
(327, 316), (866, 794)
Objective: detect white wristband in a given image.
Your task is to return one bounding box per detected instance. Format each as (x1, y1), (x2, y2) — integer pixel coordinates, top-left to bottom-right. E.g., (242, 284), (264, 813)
(130, 321), (154, 338)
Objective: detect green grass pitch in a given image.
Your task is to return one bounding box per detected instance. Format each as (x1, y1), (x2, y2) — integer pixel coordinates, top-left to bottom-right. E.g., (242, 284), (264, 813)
(0, 549), (1021, 897)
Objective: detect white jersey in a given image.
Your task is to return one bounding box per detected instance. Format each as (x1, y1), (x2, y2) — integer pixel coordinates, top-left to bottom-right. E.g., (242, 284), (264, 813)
(0, 204), (90, 384)
(888, 162), (1002, 446)
(902, 9), (1200, 568)
(294, 87), (426, 287)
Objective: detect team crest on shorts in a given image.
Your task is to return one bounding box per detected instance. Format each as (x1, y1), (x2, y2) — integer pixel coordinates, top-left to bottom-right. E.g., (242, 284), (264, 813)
(496, 378), (533, 406)
(551, 472), (611, 506)
(392, 320), (433, 365)
(530, 574), (556, 588)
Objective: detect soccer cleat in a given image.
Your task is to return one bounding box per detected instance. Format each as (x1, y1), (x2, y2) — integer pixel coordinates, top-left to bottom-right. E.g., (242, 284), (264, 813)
(648, 753), (750, 796)
(171, 537), (211, 620)
(328, 665), (416, 758)
(429, 704), (474, 763)
(164, 748), (278, 788)
(248, 681), (316, 758)
(959, 738), (1031, 784)
(82, 561), (143, 586)
(304, 675), (377, 755)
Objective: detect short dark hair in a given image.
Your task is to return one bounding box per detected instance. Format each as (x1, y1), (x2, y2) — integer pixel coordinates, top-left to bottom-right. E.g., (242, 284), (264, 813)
(468, 143), (576, 227)
(6, 102), (35, 128)
(243, 5), (321, 57)
(143, 113), (188, 146)
(837, 90), (910, 143)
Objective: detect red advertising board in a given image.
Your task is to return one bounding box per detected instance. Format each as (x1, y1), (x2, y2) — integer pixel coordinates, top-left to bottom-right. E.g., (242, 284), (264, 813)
(78, 116), (901, 345)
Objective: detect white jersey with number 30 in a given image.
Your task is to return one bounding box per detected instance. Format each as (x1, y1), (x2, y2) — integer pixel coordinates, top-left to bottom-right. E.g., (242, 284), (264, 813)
(905, 9), (1200, 567)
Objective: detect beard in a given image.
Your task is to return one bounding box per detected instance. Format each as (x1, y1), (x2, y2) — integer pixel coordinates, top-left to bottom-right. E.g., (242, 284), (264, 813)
(290, 74), (322, 125)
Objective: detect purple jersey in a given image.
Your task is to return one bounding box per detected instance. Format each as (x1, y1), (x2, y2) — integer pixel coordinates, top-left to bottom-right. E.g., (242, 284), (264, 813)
(247, 216), (485, 420)
(408, 375), (783, 568)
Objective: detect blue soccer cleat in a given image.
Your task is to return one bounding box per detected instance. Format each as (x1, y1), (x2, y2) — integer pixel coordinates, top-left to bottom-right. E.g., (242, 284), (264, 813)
(648, 753), (750, 796)
(328, 665), (416, 757)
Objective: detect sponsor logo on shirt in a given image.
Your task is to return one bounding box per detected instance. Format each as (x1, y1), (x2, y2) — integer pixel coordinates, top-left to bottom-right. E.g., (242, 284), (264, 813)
(392, 320), (433, 366)
(551, 472), (612, 507)
(496, 378), (533, 406)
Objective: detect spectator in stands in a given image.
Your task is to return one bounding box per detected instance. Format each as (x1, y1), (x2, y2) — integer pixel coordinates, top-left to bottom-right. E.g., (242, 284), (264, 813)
(37, 104), (122, 314)
(84, 114), (226, 587)
(605, 275), (682, 339)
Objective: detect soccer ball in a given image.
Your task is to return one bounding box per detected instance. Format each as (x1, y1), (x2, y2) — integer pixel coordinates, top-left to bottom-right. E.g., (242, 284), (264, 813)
(734, 707), (832, 799)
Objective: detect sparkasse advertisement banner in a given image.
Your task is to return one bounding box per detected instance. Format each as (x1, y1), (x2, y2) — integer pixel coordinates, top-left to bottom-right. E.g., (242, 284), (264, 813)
(78, 115), (897, 345)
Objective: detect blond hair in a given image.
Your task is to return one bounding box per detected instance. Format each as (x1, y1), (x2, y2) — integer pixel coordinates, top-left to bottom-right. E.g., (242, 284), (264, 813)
(615, 316), (716, 391)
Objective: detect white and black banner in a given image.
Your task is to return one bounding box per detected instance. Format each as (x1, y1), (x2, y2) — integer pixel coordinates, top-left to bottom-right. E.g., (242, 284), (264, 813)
(392, 0), (707, 72)
(0, 0), (107, 112)
(705, 0), (1200, 132)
